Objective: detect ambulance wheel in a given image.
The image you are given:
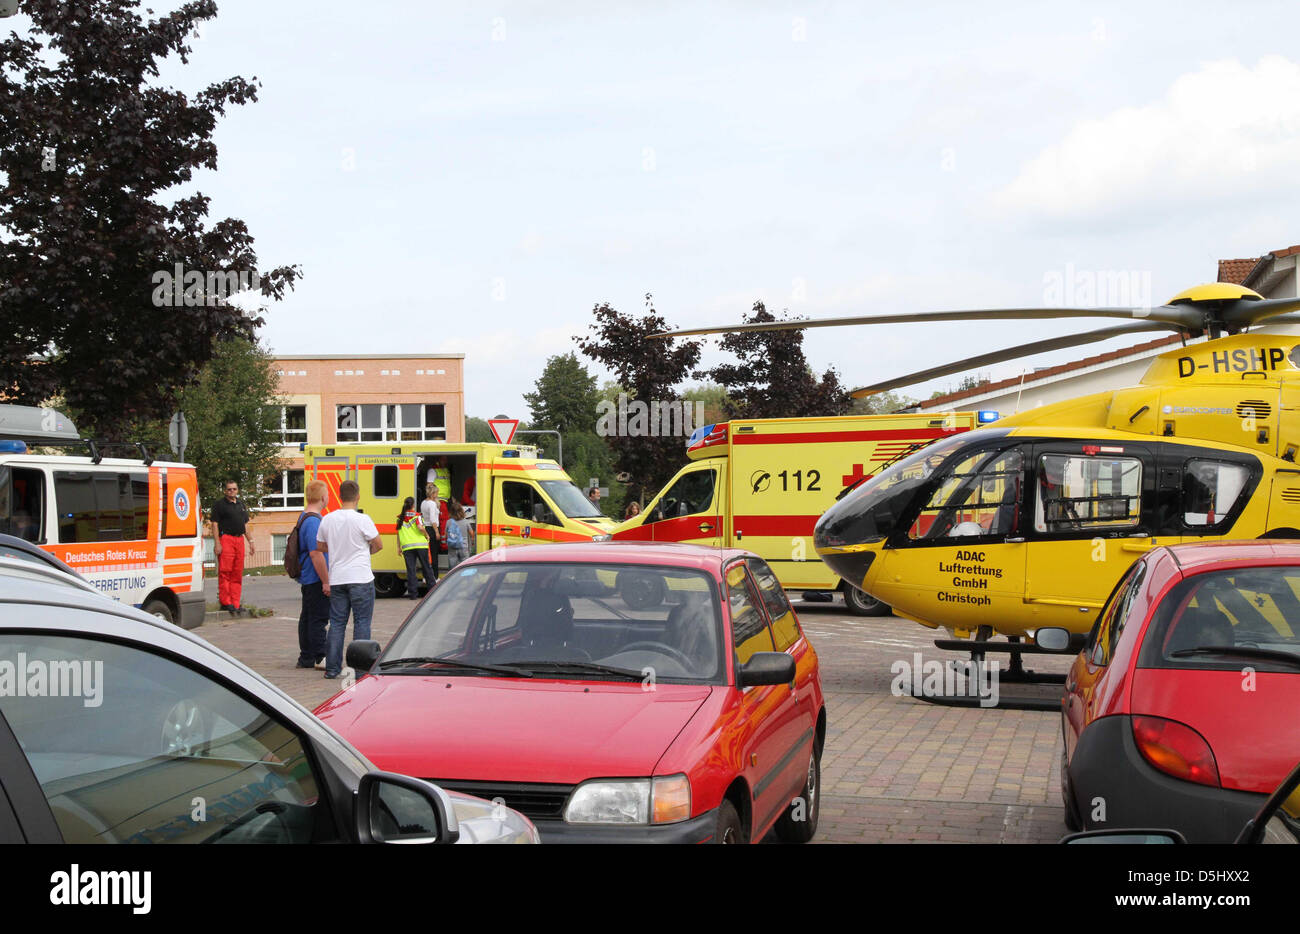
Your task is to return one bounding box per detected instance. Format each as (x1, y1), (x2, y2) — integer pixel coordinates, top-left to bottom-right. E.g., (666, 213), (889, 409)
(618, 571), (666, 610)
(374, 574), (405, 598)
(143, 598), (175, 624)
(843, 585), (889, 617)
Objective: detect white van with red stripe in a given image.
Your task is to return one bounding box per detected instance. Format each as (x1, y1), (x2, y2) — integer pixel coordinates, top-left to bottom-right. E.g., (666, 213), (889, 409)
(0, 405), (204, 628)
(610, 413), (980, 614)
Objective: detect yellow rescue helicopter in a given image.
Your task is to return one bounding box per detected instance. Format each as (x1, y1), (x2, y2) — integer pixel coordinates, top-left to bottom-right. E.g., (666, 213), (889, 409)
(658, 283), (1300, 667)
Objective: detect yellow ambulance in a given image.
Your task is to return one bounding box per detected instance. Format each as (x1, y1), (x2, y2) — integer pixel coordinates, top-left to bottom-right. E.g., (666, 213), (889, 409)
(609, 413), (981, 614)
(303, 441), (616, 596)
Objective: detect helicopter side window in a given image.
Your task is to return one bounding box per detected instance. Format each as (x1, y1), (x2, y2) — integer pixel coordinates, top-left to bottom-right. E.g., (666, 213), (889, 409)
(907, 447), (1023, 541)
(1182, 460), (1249, 528)
(1034, 454), (1141, 534)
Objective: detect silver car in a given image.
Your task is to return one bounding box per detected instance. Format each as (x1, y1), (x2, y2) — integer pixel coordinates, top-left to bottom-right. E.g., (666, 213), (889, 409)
(0, 541), (537, 844)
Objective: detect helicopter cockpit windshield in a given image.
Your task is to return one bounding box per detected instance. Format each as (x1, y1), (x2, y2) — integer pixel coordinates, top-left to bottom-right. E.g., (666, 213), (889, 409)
(815, 431), (1006, 548)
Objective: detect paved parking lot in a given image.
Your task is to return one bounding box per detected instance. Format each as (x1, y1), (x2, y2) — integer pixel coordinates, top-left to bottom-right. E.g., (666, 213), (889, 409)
(197, 575), (1072, 843)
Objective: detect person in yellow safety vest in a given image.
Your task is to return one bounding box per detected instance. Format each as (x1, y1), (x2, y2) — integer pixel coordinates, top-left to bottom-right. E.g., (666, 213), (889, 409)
(396, 497), (433, 599)
(431, 456), (452, 500)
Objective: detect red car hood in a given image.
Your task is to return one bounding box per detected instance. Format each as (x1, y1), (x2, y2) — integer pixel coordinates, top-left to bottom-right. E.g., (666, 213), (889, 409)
(315, 675), (714, 783)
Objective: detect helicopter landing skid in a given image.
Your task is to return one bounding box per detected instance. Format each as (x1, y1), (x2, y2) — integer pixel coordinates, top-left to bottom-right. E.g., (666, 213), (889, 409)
(902, 637), (1069, 711)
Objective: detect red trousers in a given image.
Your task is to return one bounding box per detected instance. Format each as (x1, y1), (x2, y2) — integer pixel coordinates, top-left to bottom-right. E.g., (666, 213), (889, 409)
(218, 534), (246, 607)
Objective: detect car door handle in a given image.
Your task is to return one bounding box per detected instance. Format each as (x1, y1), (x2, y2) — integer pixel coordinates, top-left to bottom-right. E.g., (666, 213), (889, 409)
(698, 522), (714, 533)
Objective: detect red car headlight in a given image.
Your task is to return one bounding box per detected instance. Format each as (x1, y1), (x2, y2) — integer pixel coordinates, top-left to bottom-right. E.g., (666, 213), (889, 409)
(1132, 715), (1221, 788)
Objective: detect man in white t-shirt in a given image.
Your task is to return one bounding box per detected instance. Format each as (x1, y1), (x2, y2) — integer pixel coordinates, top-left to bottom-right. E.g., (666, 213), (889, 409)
(315, 479), (383, 679)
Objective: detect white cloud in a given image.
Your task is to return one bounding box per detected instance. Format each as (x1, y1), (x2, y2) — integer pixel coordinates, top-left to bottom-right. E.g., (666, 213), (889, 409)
(993, 56), (1300, 224)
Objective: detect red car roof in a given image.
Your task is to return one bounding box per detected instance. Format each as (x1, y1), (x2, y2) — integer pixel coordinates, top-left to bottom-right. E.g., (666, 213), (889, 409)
(1165, 540), (1300, 572)
(462, 541), (752, 573)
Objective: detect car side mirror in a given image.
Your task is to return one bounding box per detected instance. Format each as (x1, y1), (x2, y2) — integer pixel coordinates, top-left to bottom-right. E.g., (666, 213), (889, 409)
(738, 652), (796, 688)
(355, 772), (459, 844)
(346, 640), (382, 673)
(1060, 828), (1185, 844)
(1035, 627), (1072, 652)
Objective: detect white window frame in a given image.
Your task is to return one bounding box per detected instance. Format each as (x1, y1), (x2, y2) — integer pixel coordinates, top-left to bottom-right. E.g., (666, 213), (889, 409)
(274, 404), (308, 446)
(336, 403), (447, 442)
(261, 469), (305, 510)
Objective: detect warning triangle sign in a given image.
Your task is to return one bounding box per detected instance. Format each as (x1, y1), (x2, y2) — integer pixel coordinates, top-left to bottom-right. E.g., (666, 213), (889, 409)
(488, 418), (519, 445)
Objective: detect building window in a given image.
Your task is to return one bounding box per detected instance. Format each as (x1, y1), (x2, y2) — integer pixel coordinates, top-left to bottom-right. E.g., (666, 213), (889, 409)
(262, 470), (305, 509)
(269, 405), (308, 445)
(271, 533), (288, 563)
(336, 404), (447, 442)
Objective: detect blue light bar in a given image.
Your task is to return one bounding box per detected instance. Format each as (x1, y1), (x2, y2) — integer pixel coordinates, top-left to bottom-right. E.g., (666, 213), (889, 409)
(978, 410), (1000, 424)
(0, 440), (28, 453)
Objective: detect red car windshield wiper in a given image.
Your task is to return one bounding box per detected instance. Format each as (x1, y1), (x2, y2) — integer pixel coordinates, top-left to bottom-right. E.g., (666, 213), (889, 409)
(1170, 646), (1300, 669)
(498, 660), (644, 680)
(375, 656), (533, 677)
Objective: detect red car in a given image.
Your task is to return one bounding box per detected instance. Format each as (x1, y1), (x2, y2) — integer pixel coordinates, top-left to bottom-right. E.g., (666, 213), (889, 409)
(315, 542), (826, 843)
(1053, 541), (1300, 843)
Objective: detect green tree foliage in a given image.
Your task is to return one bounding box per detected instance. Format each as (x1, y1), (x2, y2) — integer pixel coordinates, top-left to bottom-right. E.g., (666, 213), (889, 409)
(929, 373), (991, 399)
(704, 302), (851, 419)
(523, 352), (622, 513)
(575, 295), (701, 504)
(465, 416), (494, 443)
(681, 383), (731, 425)
(123, 336), (285, 512)
(850, 390), (918, 415)
(0, 1), (300, 438)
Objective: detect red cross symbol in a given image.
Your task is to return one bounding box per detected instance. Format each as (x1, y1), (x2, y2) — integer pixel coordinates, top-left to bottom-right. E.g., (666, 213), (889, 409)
(842, 463), (870, 487)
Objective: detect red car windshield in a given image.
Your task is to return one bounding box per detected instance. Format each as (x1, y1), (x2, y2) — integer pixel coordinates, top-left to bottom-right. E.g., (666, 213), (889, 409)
(383, 562), (726, 683)
(1138, 566), (1300, 672)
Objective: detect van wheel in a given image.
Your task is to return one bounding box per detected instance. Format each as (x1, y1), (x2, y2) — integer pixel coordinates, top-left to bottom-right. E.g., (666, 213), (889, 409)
(374, 574), (405, 598)
(143, 598), (175, 624)
(774, 743), (820, 843)
(843, 585), (890, 616)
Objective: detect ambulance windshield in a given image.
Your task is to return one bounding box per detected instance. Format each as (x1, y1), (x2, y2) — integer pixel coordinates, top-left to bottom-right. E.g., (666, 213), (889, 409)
(540, 480), (603, 518)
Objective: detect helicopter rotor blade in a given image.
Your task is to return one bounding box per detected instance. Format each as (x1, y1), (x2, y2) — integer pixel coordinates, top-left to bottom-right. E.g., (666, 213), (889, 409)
(1222, 297), (1300, 331)
(652, 304), (1203, 339)
(849, 321), (1176, 398)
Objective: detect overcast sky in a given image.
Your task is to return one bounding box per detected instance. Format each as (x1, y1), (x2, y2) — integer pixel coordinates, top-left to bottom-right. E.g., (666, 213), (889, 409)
(125, 0), (1300, 417)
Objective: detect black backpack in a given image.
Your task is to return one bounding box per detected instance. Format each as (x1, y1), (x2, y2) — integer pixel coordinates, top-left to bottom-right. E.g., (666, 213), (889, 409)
(284, 512), (310, 580)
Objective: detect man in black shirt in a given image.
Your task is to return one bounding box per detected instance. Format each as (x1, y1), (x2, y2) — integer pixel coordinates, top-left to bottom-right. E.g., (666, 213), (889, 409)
(209, 480), (255, 613)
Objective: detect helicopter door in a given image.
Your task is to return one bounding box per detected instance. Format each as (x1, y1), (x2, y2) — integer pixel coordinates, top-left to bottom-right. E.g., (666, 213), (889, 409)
(1024, 444), (1154, 630)
(889, 444), (1029, 630)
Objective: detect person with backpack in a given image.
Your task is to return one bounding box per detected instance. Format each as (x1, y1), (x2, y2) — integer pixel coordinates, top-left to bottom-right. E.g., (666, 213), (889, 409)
(397, 496), (433, 599)
(444, 499), (469, 570)
(293, 479), (331, 670)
